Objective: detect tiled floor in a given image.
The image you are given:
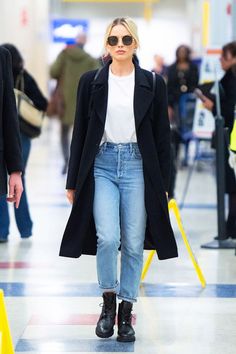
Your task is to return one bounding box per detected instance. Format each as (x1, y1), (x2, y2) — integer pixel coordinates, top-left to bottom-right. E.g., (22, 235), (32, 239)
(1, 119), (236, 354)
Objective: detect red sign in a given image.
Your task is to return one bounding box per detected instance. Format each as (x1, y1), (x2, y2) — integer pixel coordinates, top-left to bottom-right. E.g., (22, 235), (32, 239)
(20, 8), (28, 27)
(226, 3), (231, 15)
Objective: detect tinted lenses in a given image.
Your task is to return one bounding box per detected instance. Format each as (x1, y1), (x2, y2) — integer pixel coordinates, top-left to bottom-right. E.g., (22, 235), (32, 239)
(107, 35), (133, 46)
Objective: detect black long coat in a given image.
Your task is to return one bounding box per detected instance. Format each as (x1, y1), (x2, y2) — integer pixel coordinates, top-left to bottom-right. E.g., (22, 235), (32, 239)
(0, 47), (23, 196)
(60, 61), (178, 260)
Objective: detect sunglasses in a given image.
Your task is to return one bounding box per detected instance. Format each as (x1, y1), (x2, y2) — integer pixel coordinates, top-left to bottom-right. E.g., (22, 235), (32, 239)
(107, 35), (133, 46)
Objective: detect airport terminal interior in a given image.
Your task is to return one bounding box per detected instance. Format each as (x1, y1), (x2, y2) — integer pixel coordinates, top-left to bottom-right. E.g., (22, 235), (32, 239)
(0, 0), (236, 353)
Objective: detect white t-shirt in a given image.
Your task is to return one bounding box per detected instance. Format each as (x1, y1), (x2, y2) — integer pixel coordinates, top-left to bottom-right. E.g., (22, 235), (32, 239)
(100, 67), (136, 144)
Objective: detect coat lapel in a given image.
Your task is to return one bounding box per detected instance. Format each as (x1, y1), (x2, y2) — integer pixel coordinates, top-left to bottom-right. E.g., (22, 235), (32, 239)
(92, 63), (109, 126)
(91, 60), (154, 130)
(134, 64), (154, 130)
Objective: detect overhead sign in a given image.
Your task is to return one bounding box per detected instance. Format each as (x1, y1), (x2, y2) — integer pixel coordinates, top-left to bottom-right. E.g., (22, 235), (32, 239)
(51, 19), (89, 44)
(192, 48), (224, 139)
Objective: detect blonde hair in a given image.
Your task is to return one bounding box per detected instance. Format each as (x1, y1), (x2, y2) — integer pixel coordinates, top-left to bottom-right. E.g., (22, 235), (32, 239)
(104, 17), (140, 50)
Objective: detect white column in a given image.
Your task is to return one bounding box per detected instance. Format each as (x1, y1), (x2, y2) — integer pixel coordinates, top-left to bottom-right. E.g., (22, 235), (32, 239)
(0, 0), (49, 94)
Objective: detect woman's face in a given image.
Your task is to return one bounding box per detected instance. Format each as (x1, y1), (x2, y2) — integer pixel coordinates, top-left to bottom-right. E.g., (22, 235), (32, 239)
(220, 50), (236, 71)
(106, 24), (137, 63)
(177, 46), (189, 61)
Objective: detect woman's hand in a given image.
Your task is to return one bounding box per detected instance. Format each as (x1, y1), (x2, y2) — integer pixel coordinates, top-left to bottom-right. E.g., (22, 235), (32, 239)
(7, 172), (23, 209)
(66, 189), (75, 204)
(202, 97), (214, 111)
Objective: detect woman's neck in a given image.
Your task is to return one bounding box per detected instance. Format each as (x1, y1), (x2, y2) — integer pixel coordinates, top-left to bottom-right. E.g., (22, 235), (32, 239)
(110, 60), (134, 76)
(177, 61), (189, 70)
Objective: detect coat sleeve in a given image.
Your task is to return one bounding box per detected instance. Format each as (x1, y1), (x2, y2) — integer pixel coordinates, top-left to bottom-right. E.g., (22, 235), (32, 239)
(220, 97), (235, 131)
(152, 74), (171, 192)
(24, 71), (48, 111)
(66, 73), (90, 189)
(212, 76), (236, 131)
(50, 51), (65, 79)
(214, 96), (235, 131)
(2, 48), (23, 174)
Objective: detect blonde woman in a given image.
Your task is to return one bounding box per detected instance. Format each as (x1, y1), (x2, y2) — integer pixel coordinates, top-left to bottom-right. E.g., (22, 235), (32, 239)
(60, 17), (178, 342)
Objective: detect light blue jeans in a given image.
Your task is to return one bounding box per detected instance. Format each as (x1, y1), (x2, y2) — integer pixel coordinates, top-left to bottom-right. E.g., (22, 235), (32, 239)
(93, 142), (147, 303)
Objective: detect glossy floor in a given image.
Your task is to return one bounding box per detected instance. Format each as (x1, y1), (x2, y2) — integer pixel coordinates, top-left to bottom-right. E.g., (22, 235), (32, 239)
(0, 120), (236, 354)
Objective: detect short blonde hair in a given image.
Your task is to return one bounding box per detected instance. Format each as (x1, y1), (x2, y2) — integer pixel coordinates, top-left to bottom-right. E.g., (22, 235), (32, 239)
(104, 17), (140, 49)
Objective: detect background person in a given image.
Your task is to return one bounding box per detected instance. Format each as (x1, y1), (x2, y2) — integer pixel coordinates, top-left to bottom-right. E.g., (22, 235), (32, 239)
(0, 44), (47, 242)
(59, 17), (178, 343)
(202, 41), (236, 240)
(152, 54), (167, 79)
(0, 46), (23, 243)
(167, 44), (199, 198)
(167, 45), (199, 124)
(50, 32), (100, 174)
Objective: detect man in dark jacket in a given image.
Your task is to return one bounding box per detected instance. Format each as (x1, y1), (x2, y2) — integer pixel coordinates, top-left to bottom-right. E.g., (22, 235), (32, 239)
(0, 46), (23, 238)
(202, 41), (236, 239)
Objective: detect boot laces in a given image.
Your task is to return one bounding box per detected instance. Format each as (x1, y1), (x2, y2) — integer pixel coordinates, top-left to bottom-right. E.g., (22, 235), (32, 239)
(99, 302), (114, 317)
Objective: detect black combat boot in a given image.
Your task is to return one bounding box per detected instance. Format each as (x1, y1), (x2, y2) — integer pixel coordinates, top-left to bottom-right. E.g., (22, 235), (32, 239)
(95, 292), (116, 338)
(117, 301), (135, 342)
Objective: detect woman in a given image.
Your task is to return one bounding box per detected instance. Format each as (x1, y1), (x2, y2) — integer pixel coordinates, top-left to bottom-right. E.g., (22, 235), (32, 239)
(60, 18), (178, 342)
(167, 45), (199, 197)
(202, 41), (236, 240)
(0, 44), (47, 242)
(167, 45), (199, 112)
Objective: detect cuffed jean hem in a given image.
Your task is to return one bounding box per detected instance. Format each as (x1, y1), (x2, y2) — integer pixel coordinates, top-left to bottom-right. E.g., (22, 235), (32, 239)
(117, 294), (137, 303)
(99, 281), (119, 294)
